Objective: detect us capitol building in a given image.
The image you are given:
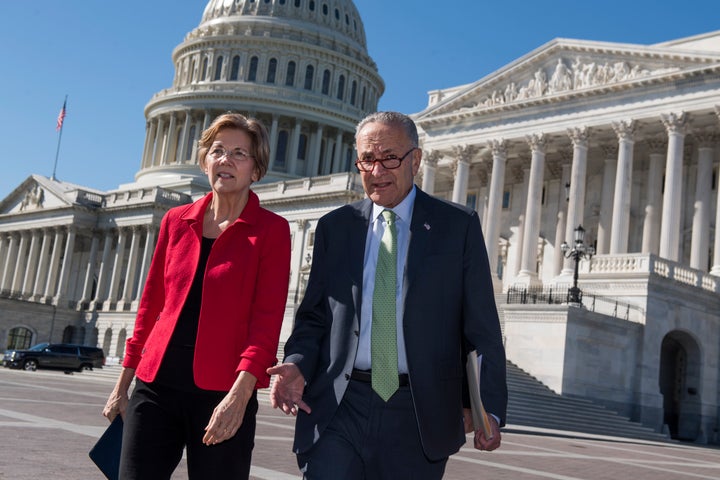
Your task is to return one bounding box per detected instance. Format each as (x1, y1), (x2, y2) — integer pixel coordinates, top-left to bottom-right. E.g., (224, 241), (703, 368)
(1, 0), (719, 444)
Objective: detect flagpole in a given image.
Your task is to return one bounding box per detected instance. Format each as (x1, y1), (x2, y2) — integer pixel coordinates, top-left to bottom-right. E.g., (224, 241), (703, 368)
(52, 95), (68, 181)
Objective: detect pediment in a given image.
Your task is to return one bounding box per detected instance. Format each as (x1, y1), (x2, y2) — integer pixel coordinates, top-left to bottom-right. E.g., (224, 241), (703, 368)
(0, 175), (103, 215)
(417, 36), (720, 122)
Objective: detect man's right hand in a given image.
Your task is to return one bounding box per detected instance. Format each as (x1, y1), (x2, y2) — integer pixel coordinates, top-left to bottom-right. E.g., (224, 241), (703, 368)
(266, 363), (311, 416)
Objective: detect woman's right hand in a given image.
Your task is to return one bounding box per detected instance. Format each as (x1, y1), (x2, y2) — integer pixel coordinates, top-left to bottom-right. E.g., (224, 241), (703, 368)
(103, 366), (136, 422)
(103, 390), (129, 422)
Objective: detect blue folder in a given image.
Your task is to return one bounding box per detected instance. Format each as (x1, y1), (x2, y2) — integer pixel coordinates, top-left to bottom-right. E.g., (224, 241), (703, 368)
(88, 415), (123, 480)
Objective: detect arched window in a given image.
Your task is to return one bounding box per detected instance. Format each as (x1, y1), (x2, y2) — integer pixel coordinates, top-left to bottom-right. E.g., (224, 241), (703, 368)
(6, 326), (33, 350)
(230, 55), (240, 81)
(267, 58), (277, 84)
(350, 80), (357, 106)
(322, 69), (331, 95)
(213, 56), (224, 81)
(309, 0), (315, 11)
(294, 0), (301, 7)
(201, 57), (209, 81)
(304, 65), (314, 90)
(248, 56), (259, 82)
(285, 61), (296, 86)
(337, 75), (345, 101)
(275, 131), (289, 169)
(361, 86), (367, 109)
(322, 3), (328, 15)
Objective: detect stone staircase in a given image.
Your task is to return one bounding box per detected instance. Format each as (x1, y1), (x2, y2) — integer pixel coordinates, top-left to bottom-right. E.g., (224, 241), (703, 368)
(505, 360), (669, 442)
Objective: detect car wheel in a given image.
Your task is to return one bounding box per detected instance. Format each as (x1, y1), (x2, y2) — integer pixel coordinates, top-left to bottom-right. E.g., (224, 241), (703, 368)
(23, 360), (38, 371)
(79, 364), (93, 372)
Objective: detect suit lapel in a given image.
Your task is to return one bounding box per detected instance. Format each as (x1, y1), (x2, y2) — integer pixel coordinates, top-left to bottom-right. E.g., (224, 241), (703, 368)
(349, 199), (372, 317)
(406, 189), (433, 288)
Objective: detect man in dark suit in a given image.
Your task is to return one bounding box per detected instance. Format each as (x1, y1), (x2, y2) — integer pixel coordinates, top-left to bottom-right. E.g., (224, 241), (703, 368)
(268, 111), (507, 479)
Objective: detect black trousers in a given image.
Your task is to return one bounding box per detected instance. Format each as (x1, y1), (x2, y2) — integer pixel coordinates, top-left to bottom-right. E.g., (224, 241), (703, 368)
(120, 379), (258, 480)
(296, 379), (448, 480)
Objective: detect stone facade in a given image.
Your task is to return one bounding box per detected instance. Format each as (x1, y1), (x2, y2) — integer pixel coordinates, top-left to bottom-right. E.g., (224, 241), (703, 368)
(1, 0), (719, 444)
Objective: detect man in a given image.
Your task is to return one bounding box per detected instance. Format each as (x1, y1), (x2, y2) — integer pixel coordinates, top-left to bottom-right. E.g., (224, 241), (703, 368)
(268, 111), (507, 479)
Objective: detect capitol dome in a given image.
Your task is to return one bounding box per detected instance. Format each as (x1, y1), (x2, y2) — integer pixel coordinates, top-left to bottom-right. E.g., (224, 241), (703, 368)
(136, 0), (384, 194)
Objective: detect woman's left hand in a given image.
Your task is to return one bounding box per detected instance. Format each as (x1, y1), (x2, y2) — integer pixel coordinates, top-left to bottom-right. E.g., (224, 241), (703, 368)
(203, 371), (257, 445)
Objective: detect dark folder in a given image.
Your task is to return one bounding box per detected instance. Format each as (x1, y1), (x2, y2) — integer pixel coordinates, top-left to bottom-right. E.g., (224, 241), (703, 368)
(89, 415), (123, 480)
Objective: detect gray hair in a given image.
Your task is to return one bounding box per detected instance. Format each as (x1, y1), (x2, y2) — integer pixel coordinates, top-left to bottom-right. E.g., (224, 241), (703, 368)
(355, 111), (419, 147)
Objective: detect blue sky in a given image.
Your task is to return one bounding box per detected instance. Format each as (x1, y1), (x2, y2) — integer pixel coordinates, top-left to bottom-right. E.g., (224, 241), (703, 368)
(0, 1), (717, 199)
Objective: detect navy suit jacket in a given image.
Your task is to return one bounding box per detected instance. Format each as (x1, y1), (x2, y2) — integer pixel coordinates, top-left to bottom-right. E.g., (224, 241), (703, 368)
(284, 188), (507, 461)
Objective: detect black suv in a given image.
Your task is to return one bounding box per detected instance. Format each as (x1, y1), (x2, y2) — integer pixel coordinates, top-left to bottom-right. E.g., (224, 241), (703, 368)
(3, 343), (105, 372)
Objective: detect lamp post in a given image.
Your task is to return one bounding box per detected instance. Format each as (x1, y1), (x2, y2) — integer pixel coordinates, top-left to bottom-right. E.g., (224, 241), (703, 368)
(560, 224), (595, 304)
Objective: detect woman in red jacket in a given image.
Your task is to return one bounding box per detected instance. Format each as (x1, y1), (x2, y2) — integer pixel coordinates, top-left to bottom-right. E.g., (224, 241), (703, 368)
(103, 113), (291, 479)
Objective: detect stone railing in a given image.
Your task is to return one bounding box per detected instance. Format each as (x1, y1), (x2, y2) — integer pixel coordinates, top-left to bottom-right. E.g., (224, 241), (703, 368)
(585, 253), (720, 294)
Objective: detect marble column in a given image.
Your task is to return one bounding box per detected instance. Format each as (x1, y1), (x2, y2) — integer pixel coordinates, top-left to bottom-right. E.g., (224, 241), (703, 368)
(332, 131), (343, 173)
(485, 140), (507, 281)
(92, 231), (115, 308)
(152, 117), (165, 167)
(609, 121), (636, 254)
(32, 230), (52, 300)
(268, 115), (279, 171)
(22, 230), (42, 297)
(518, 134), (546, 284)
(79, 233), (100, 306)
(11, 231), (30, 295)
(1, 233), (19, 292)
(121, 227), (142, 306)
(309, 125), (323, 176)
(107, 228), (128, 307)
(141, 121), (155, 169)
(135, 226), (157, 305)
(562, 127), (590, 275)
(596, 146), (617, 255)
(55, 226), (77, 304)
(690, 133), (715, 270)
(161, 113), (177, 165)
(421, 150), (441, 195)
(288, 120), (302, 175)
(177, 110), (192, 163)
(641, 139), (666, 255)
(43, 228), (65, 300)
(659, 113), (688, 262)
(451, 145), (476, 204)
(0, 234), (7, 290)
(554, 163), (571, 278)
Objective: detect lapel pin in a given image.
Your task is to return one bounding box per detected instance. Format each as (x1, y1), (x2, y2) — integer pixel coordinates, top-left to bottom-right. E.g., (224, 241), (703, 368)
(424, 222), (431, 231)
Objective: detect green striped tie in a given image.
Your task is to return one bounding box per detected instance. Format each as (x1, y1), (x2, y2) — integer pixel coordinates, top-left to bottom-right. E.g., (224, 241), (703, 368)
(372, 209), (399, 402)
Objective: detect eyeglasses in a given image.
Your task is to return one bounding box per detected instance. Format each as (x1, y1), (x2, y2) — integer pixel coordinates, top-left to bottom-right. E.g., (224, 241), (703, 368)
(355, 147), (417, 172)
(207, 146), (254, 162)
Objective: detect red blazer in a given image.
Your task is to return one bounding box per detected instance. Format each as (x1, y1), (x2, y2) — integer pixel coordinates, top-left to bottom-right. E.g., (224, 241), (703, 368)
(123, 191), (291, 391)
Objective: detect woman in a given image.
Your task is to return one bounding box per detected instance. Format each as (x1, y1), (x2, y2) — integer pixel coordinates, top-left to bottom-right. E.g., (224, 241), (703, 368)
(103, 113), (291, 479)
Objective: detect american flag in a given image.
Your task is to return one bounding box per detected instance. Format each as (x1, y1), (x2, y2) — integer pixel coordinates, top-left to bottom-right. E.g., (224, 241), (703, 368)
(56, 99), (67, 131)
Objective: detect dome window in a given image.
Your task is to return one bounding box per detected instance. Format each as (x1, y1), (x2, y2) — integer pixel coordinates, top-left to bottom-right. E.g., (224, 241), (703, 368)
(276, 131), (289, 170)
(213, 56), (224, 81)
(294, 0), (301, 7)
(304, 65), (314, 90)
(335, 8), (339, 20)
(267, 58), (278, 84)
(337, 75), (345, 101)
(321, 69), (331, 95)
(279, 0), (286, 3)
(309, 1), (315, 11)
(230, 56), (240, 81)
(201, 57), (209, 81)
(286, 61), (297, 87)
(248, 56), (259, 82)
(350, 80), (357, 106)
(322, 4), (328, 15)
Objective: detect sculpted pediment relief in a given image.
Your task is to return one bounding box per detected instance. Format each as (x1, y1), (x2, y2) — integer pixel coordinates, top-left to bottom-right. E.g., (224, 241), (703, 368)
(0, 176), (75, 215)
(421, 39), (717, 118)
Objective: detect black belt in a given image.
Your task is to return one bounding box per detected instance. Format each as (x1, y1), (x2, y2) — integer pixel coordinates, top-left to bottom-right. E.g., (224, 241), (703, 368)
(350, 369), (409, 386)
